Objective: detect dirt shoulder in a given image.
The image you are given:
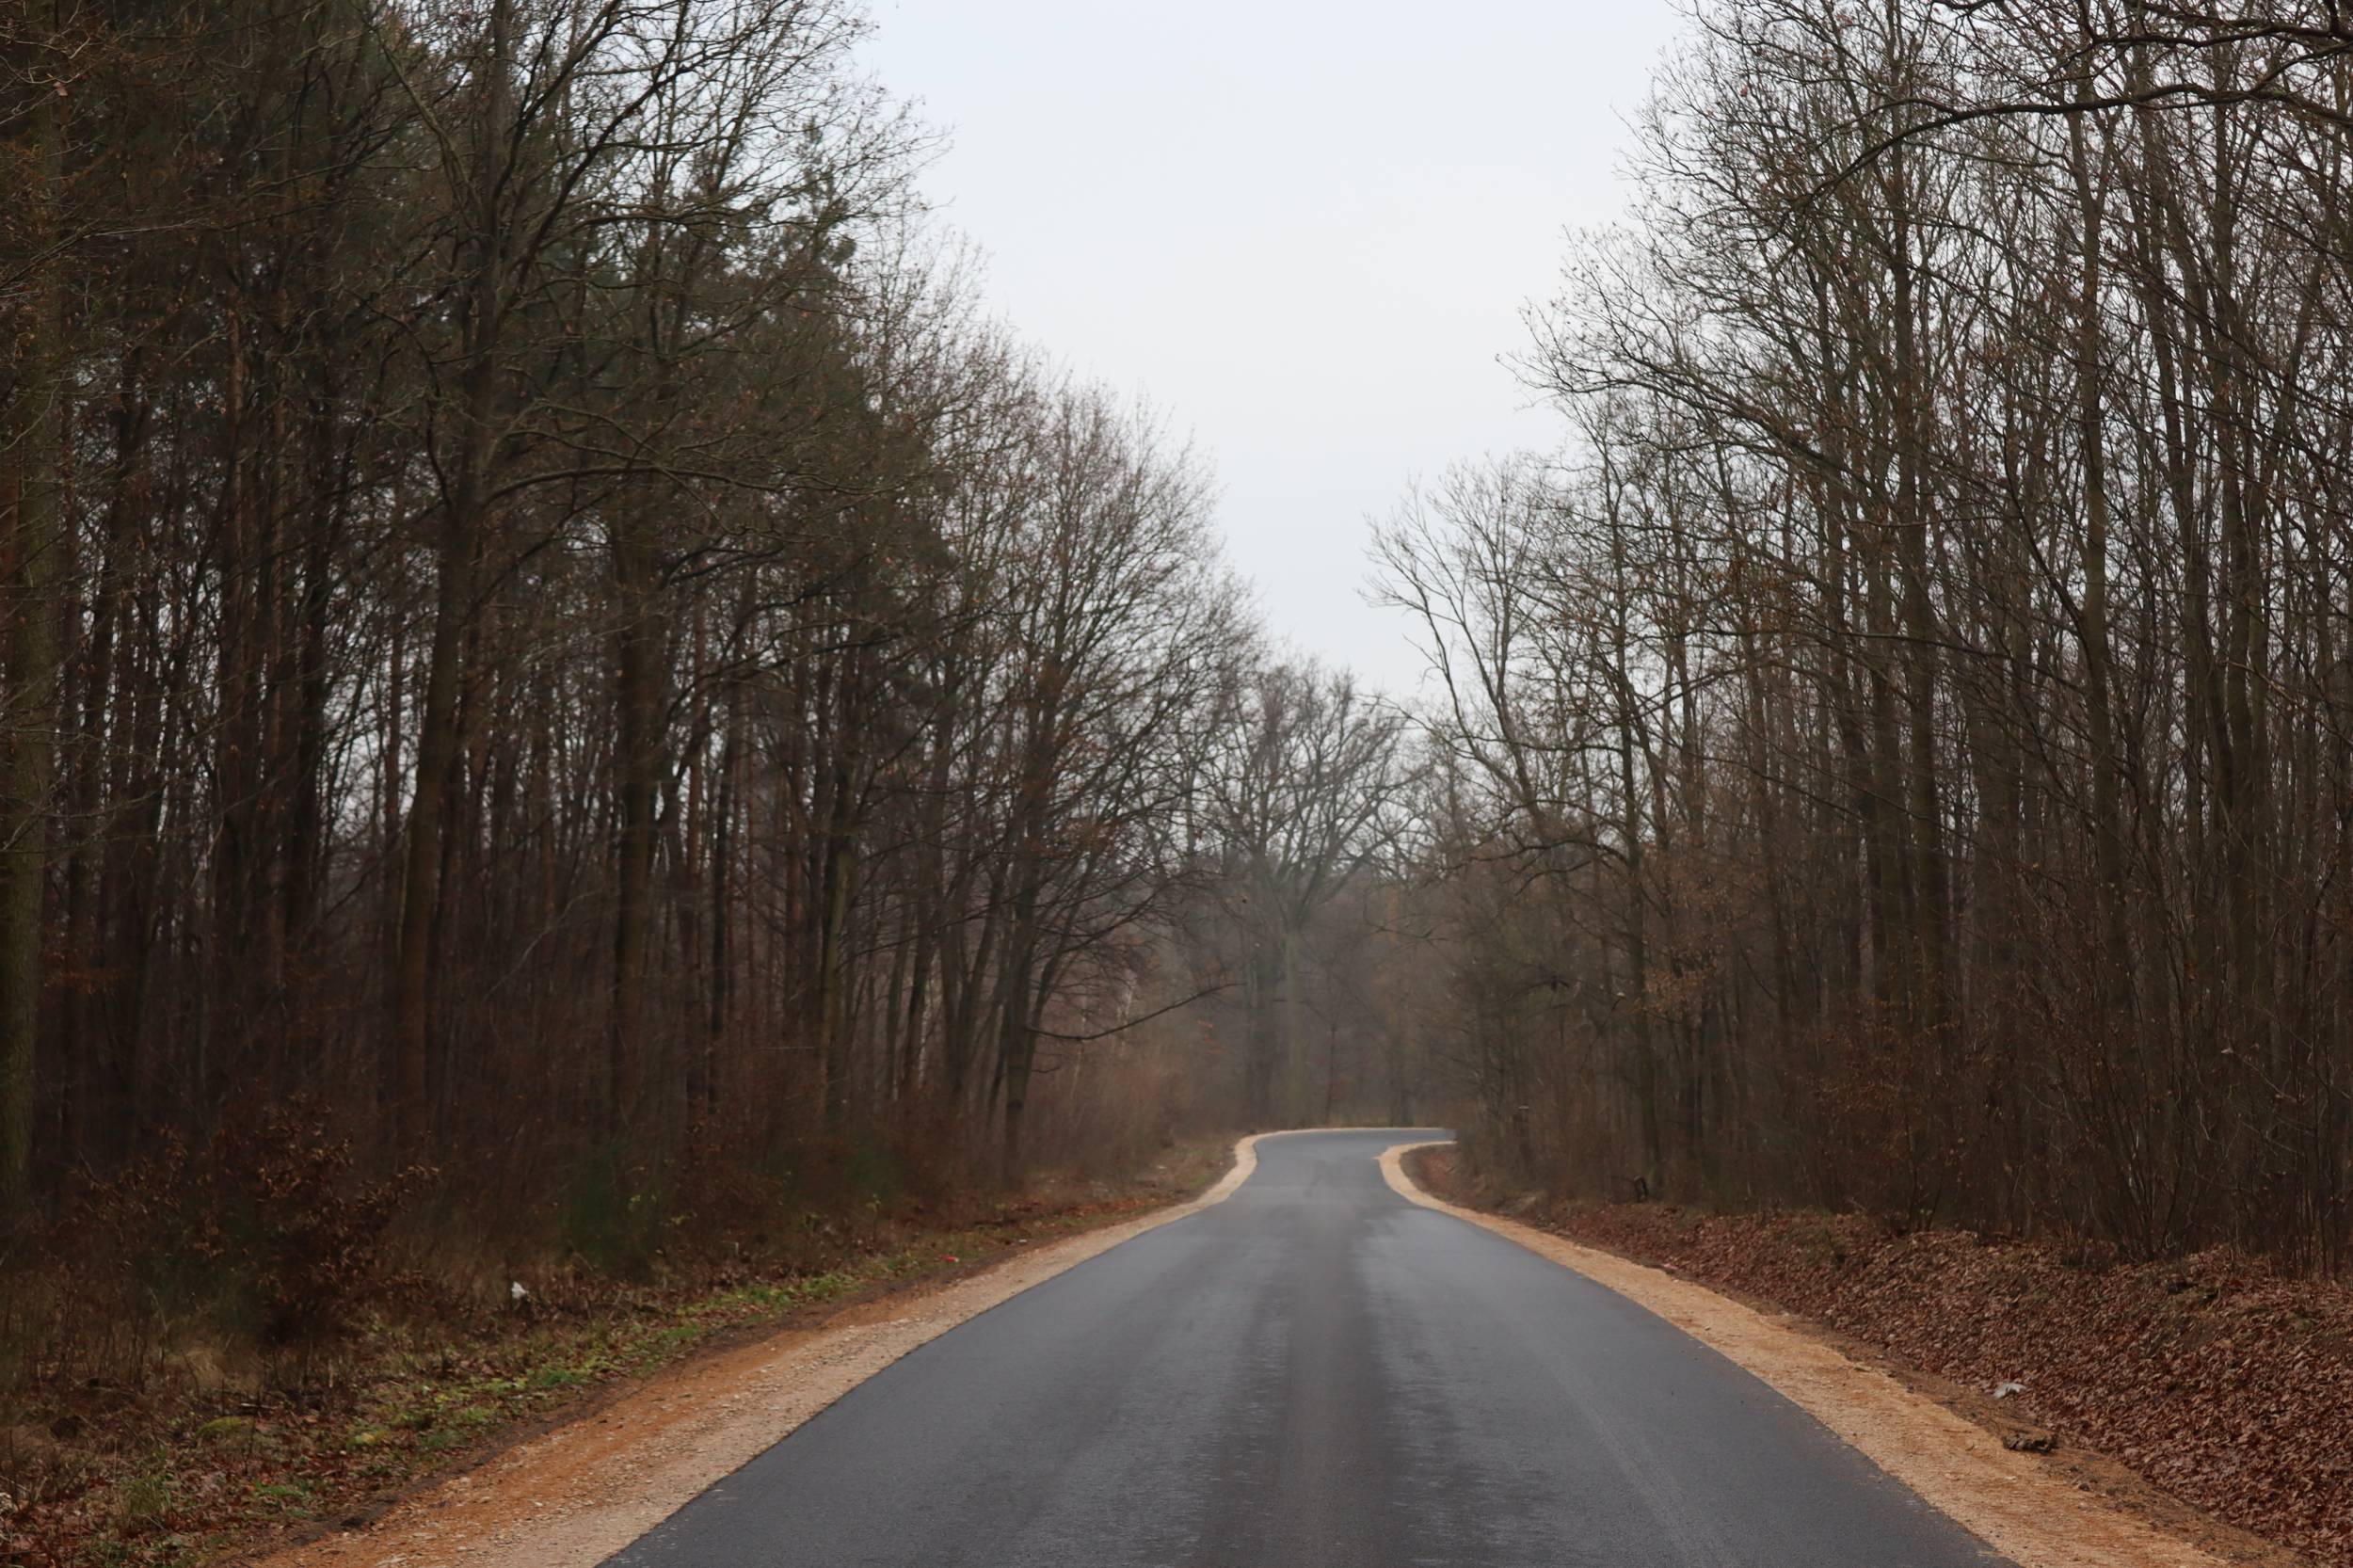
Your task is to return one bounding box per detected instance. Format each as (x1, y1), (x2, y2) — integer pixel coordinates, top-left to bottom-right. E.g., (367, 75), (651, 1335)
(3, 1142), (1241, 1568)
(1397, 1144), (2329, 1568)
(243, 1135), (1269, 1568)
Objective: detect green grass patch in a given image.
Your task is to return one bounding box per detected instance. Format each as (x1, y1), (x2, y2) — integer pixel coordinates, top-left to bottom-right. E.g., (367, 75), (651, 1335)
(27, 1138), (1236, 1568)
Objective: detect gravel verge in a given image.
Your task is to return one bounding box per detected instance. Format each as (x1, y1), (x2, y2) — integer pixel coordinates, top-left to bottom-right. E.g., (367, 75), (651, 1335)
(1384, 1141), (2281, 1568)
(248, 1136), (1273, 1568)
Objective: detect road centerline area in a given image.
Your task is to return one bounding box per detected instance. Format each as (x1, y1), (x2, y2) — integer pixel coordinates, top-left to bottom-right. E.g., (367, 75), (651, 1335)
(604, 1129), (2007, 1568)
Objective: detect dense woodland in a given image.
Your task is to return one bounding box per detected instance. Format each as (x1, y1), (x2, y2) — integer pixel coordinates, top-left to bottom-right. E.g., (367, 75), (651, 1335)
(1388, 0), (2353, 1271)
(0, 0), (1421, 1261)
(8, 0), (2353, 1298)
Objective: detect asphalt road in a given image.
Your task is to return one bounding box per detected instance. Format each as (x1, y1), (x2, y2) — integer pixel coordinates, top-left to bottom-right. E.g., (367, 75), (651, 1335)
(605, 1129), (2007, 1566)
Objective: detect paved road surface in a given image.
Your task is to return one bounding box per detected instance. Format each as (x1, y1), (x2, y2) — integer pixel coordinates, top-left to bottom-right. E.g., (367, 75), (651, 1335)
(606, 1129), (2006, 1566)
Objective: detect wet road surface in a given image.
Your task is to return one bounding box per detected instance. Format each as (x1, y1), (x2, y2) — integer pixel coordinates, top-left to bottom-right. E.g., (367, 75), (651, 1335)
(605, 1128), (2005, 1567)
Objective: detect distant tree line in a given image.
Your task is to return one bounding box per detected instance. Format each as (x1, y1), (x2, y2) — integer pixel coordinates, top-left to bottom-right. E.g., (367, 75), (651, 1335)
(1385, 0), (2353, 1270)
(0, 0), (1420, 1231)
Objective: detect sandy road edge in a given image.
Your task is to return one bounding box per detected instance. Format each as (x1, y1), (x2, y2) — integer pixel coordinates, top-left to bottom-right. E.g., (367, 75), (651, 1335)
(1380, 1141), (2226, 1568)
(258, 1132), (1292, 1568)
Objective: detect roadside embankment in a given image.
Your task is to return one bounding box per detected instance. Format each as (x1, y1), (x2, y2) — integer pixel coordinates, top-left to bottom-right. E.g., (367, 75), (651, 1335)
(243, 1129), (1289, 1562)
(242, 1131), (1281, 1568)
(1406, 1144), (2348, 1568)
(1, 1139), (1239, 1568)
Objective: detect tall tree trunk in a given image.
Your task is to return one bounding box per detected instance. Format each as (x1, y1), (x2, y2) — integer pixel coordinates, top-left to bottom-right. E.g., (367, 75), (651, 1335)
(390, 0), (514, 1160)
(2, 41), (64, 1215)
(609, 512), (659, 1134)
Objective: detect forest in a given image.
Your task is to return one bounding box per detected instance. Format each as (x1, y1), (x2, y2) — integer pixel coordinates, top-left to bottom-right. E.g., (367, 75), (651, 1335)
(11, 0), (2353, 1560)
(1385, 0), (2353, 1273)
(6, 0), (2353, 1421)
(0, 0), (1425, 1262)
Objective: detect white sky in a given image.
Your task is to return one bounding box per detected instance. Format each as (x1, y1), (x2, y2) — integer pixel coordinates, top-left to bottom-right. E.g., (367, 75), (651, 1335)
(858, 1), (1687, 695)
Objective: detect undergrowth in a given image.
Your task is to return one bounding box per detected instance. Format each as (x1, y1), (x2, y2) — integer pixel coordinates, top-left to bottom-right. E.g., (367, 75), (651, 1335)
(0, 1117), (1228, 1567)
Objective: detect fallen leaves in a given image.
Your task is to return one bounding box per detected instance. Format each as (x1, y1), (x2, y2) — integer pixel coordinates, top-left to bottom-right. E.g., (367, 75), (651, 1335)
(1420, 1149), (2353, 1565)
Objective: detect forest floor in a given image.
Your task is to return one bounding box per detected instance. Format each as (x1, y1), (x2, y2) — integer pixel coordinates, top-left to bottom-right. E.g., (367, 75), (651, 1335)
(1411, 1146), (2349, 1568)
(0, 1140), (1233, 1568)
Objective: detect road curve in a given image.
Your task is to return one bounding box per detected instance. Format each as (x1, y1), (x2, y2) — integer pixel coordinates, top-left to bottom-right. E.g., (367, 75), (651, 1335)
(604, 1129), (2007, 1566)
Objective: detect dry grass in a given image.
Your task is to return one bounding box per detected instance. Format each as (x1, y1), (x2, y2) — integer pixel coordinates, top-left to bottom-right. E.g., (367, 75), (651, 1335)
(0, 1135), (1232, 1567)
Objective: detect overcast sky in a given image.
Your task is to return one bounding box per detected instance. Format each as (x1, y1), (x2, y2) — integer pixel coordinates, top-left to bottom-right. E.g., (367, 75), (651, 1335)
(857, 2), (1686, 695)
